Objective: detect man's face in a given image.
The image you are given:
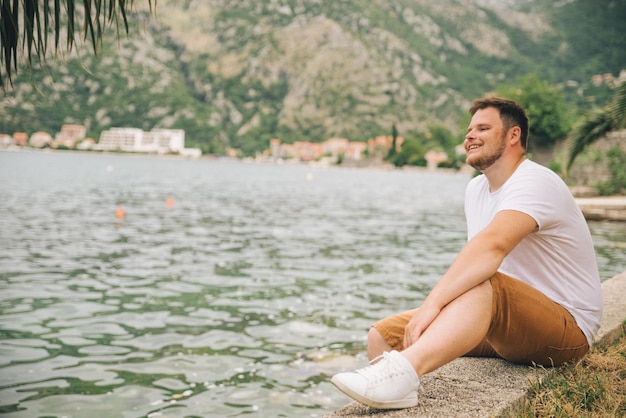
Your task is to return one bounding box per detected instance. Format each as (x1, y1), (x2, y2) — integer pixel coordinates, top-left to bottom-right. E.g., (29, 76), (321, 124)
(464, 107), (507, 171)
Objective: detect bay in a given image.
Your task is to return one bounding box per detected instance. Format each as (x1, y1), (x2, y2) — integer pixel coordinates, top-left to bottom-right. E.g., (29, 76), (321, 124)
(0, 150), (624, 417)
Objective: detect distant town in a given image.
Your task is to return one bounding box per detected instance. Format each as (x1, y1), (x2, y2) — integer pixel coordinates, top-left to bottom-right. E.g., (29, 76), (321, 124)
(0, 125), (454, 169)
(0, 125), (203, 158)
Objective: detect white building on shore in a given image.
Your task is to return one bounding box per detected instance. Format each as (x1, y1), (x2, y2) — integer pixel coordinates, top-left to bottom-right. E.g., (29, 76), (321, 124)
(94, 128), (199, 157)
(96, 128), (143, 152)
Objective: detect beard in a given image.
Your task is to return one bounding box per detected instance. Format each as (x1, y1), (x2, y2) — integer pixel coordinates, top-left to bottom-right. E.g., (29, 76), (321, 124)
(467, 134), (507, 171)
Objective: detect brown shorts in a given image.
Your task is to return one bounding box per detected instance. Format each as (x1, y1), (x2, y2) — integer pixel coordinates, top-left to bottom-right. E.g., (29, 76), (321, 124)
(372, 272), (589, 367)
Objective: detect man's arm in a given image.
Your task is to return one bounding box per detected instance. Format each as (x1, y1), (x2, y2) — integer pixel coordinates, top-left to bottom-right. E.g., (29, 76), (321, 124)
(403, 209), (538, 347)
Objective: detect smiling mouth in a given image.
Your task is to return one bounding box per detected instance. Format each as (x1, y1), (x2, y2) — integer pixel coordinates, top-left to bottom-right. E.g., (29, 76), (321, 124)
(467, 144), (481, 153)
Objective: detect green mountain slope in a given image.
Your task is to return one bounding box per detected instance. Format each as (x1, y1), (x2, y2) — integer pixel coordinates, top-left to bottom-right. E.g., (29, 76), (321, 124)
(0, 0), (624, 155)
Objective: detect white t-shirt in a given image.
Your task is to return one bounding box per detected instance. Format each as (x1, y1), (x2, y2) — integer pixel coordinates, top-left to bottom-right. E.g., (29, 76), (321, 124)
(465, 159), (602, 344)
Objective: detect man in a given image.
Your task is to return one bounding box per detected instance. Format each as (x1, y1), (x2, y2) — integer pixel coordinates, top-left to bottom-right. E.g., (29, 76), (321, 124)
(331, 97), (603, 410)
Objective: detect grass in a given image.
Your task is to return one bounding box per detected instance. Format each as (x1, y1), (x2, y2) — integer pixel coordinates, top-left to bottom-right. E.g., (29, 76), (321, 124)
(512, 330), (626, 417)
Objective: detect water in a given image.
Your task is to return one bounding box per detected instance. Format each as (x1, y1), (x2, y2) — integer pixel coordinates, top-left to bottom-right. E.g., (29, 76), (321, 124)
(0, 151), (624, 417)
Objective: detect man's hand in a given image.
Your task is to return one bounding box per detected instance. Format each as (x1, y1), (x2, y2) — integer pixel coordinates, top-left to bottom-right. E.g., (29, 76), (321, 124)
(403, 304), (441, 349)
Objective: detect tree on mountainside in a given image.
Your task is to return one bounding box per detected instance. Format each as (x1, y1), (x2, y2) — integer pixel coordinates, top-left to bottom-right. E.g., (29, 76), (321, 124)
(566, 82), (626, 172)
(0, 0), (154, 90)
(497, 74), (573, 150)
(387, 123), (398, 159)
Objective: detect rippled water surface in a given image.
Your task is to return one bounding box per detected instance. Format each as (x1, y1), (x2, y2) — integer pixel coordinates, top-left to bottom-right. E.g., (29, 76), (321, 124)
(1, 151), (625, 417)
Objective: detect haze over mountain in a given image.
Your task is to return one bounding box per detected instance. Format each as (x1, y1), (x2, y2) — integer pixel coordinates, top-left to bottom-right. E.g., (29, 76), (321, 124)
(1, 0), (624, 155)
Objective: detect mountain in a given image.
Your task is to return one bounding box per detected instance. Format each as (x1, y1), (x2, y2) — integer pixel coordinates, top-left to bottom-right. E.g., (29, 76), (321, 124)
(1, 0), (624, 155)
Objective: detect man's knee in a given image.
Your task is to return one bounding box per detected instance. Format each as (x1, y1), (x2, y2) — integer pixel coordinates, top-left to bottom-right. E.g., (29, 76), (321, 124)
(477, 277), (493, 294)
(368, 326), (385, 345)
(367, 326), (392, 359)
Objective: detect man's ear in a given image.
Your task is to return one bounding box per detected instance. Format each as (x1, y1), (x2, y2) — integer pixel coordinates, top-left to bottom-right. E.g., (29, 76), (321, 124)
(509, 126), (522, 146)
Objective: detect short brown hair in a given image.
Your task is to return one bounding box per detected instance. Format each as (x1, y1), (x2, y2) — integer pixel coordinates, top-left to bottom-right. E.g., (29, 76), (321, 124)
(469, 97), (529, 150)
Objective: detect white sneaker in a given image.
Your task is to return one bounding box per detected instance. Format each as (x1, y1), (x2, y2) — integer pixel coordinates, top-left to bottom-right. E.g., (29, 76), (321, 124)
(331, 350), (420, 409)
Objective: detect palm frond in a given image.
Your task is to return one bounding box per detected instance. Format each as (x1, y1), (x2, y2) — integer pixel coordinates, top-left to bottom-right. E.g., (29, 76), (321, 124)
(609, 82), (626, 130)
(82, 0), (97, 54)
(1, 0), (155, 91)
(566, 109), (614, 171)
(0, 0), (19, 88)
(54, 0), (61, 51)
(23, 0), (36, 61)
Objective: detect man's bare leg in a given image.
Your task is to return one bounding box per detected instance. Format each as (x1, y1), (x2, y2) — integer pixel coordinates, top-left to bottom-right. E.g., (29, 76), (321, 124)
(401, 280), (493, 377)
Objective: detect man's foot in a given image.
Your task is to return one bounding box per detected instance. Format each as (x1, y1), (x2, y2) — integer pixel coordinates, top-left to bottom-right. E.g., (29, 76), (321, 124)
(331, 350), (420, 409)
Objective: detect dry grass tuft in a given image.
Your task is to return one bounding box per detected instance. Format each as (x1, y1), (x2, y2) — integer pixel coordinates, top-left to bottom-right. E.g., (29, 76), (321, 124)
(513, 332), (626, 418)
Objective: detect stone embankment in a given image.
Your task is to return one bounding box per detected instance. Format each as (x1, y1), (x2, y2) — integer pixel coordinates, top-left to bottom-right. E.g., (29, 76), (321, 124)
(325, 271), (626, 418)
(575, 195), (626, 221)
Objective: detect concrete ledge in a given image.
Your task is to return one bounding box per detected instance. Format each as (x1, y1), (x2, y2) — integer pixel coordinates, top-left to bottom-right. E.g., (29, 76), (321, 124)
(575, 196), (626, 221)
(324, 271), (626, 418)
